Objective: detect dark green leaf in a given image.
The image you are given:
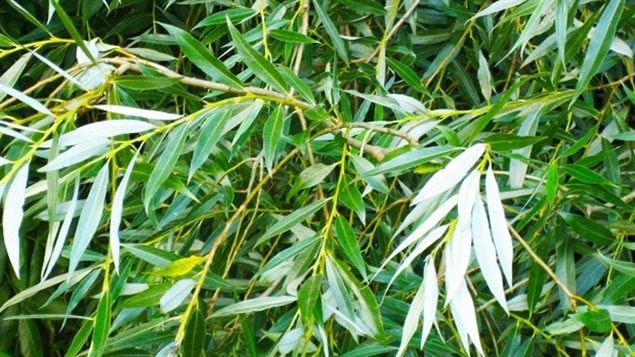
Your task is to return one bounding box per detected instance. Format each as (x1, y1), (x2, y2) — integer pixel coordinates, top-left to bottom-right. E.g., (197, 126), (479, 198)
(270, 30), (317, 44)
(484, 134), (546, 151)
(563, 164), (613, 186)
(312, 0), (349, 65)
(161, 23), (243, 89)
(194, 8), (256, 29)
(181, 309), (206, 357)
(334, 215), (365, 276)
(560, 213), (613, 244)
(226, 20), (289, 94)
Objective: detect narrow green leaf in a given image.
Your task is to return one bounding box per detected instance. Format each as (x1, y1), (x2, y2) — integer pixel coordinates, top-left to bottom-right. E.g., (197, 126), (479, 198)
(212, 296), (297, 317)
(288, 163), (337, 199)
(334, 215), (366, 276)
(68, 163), (109, 275)
(298, 275), (322, 326)
(257, 199), (329, 246)
(312, 0), (349, 65)
(596, 253), (635, 278)
(278, 66), (315, 104)
(65, 320), (93, 357)
(572, 0), (625, 103)
(555, 0), (568, 66)
(189, 110), (229, 181)
(161, 23), (243, 89)
(181, 309), (206, 357)
(115, 75), (180, 90)
(231, 99), (264, 149)
(261, 237), (321, 275)
(89, 291), (111, 356)
(363, 145), (457, 177)
(386, 58), (425, 93)
(0, 267), (94, 314)
(227, 19), (289, 94)
(263, 106), (286, 173)
(339, 178), (365, 224)
(8, 0), (52, 36)
(121, 283), (172, 309)
(609, 131), (635, 141)
(194, 8), (256, 29)
(144, 123), (189, 212)
(270, 29), (318, 44)
(560, 213), (613, 245)
(49, 0), (97, 64)
(337, 0), (386, 14)
(484, 134), (547, 151)
(3, 163), (29, 279)
(564, 164), (613, 186)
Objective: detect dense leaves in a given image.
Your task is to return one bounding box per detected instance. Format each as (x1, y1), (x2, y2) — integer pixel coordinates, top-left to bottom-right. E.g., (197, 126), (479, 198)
(0, 0), (633, 356)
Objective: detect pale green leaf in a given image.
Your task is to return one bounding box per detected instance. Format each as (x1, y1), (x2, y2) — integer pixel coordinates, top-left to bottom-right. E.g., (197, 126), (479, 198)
(160, 279), (196, 313)
(144, 123), (189, 211)
(39, 138), (110, 172)
(2, 163), (29, 278)
(412, 144), (485, 204)
(0, 52), (31, 102)
(68, 164), (109, 276)
(212, 296), (297, 317)
(0, 83), (52, 115)
(263, 106), (285, 174)
(93, 104), (182, 121)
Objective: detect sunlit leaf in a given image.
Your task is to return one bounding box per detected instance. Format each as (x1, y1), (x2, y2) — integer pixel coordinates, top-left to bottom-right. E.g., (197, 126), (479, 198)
(412, 144), (485, 204)
(485, 168), (514, 287)
(110, 152), (138, 274)
(160, 279), (196, 313)
(212, 296), (297, 317)
(93, 104), (182, 121)
(2, 163), (29, 278)
(144, 123), (189, 211)
(68, 163), (109, 275)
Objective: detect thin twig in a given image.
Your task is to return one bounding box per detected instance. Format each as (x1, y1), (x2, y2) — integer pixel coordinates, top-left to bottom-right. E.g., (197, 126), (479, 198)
(102, 57), (315, 110)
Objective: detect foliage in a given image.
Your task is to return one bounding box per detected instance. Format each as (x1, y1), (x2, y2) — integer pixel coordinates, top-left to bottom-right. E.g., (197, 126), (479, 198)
(0, 0), (634, 356)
